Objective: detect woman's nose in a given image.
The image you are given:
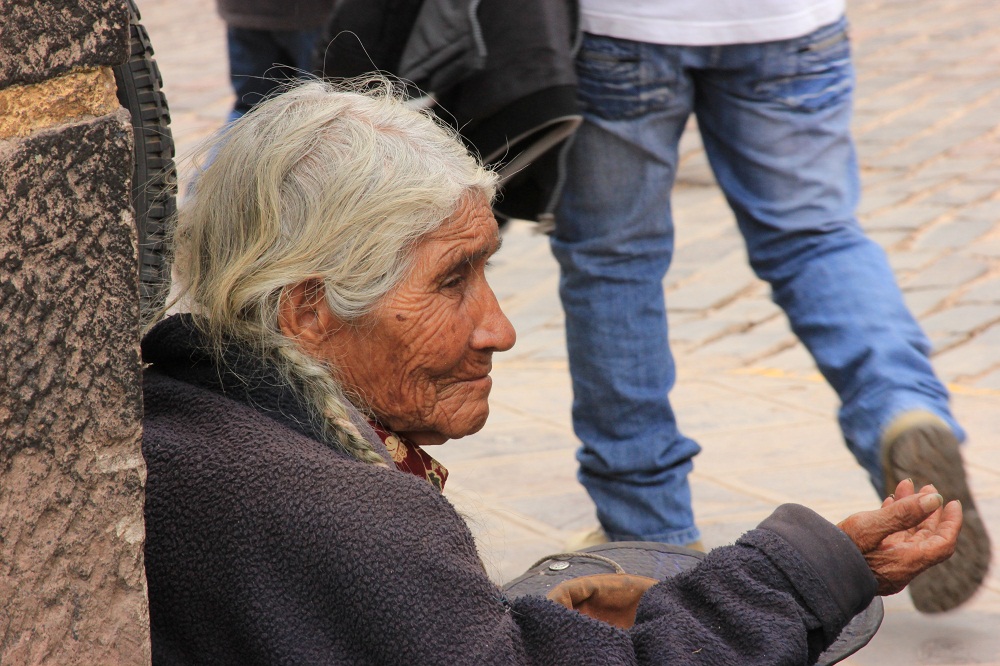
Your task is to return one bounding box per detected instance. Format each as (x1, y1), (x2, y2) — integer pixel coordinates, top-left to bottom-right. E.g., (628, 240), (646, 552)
(473, 285), (516, 352)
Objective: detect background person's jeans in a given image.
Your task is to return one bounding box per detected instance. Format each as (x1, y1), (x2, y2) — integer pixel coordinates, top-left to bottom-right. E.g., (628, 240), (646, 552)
(227, 27), (322, 120)
(551, 18), (964, 544)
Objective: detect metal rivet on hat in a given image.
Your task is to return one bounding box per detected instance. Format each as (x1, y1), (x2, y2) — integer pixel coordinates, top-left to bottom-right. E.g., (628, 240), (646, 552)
(548, 561), (570, 571)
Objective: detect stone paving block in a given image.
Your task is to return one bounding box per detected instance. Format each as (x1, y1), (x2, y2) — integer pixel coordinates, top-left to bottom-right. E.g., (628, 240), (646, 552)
(492, 261), (560, 317)
(919, 303), (1000, 337)
(663, 262), (701, 289)
(854, 74), (909, 99)
(925, 330), (967, 353)
(916, 155), (997, 180)
(877, 173), (954, 198)
(965, 166), (1000, 184)
(966, 238), (1000, 259)
(856, 167), (903, 187)
(857, 188), (911, 216)
(934, 130), (1000, 159)
(503, 324), (568, 363)
(927, 180), (1000, 207)
(955, 103), (1000, 132)
(696, 518), (764, 550)
(863, 202), (951, 231)
(676, 151), (716, 187)
(872, 121), (954, 150)
(723, 460), (874, 514)
(504, 490), (598, 532)
(433, 420), (577, 465)
(927, 331), (969, 355)
(854, 128), (903, 150)
(961, 433), (1000, 478)
(673, 208), (739, 245)
(970, 368), (1000, 392)
(668, 378), (818, 434)
(749, 342), (819, 377)
(888, 249), (938, 273)
(496, 277), (563, 337)
(672, 181), (729, 213)
(444, 449), (582, 502)
(932, 322), (1000, 379)
(850, 604), (1000, 666)
(678, 119), (701, 147)
(692, 420), (851, 478)
(666, 261), (758, 312)
(913, 218), (994, 251)
(902, 253), (989, 289)
(952, 390), (1000, 474)
(669, 313), (745, 346)
(687, 477), (778, 523)
(690, 316), (797, 363)
(709, 293), (781, 323)
(956, 198), (1000, 223)
(488, 372), (574, 433)
(673, 232), (745, 264)
(703, 372), (840, 421)
(856, 90), (924, 113)
(961, 277), (1000, 304)
(903, 287), (952, 316)
(867, 228), (911, 249)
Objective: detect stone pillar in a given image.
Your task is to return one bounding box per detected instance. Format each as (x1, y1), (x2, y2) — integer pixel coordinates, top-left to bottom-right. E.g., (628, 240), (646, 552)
(0, 0), (150, 663)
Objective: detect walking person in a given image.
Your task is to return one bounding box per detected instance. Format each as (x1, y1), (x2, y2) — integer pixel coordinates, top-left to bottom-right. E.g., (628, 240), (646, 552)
(216, 0), (332, 120)
(551, 0), (990, 613)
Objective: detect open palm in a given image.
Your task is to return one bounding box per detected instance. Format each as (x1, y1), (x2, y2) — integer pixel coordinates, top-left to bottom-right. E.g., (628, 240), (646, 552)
(838, 479), (962, 596)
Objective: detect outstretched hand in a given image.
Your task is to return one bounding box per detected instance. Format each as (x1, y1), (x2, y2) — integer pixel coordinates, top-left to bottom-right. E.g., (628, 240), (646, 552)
(837, 479), (962, 596)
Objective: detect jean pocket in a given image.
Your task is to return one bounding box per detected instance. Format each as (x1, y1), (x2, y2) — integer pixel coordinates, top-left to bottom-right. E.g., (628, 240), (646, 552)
(575, 34), (676, 120)
(757, 22), (853, 112)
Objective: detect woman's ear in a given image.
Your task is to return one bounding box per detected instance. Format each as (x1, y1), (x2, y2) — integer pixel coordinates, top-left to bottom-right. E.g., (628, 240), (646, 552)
(278, 279), (342, 350)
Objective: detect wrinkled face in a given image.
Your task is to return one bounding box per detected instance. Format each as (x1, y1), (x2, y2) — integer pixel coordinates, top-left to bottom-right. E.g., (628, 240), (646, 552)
(326, 195), (516, 446)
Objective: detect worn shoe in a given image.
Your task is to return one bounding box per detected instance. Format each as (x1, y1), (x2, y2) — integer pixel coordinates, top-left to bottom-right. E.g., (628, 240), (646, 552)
(565, 526), (705, 553)
(880, 410), (991, 613)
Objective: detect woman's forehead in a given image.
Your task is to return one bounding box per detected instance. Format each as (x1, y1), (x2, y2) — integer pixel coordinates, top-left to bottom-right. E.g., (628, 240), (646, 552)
(424, 198), (501, 258)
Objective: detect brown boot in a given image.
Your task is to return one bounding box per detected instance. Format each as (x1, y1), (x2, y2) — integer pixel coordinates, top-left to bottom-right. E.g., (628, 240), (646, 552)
(881, 411), (991, 613)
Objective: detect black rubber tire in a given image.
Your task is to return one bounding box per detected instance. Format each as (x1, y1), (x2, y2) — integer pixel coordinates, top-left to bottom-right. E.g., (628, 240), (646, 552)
(113, 0), (177, 319)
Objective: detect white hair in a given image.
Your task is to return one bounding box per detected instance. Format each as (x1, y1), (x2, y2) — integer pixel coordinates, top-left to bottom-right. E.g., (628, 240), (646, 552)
(164, 78), (498, 464)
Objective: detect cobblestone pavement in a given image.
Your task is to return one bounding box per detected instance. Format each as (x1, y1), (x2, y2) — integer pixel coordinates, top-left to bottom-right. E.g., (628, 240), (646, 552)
(141, 0), (1000, 662)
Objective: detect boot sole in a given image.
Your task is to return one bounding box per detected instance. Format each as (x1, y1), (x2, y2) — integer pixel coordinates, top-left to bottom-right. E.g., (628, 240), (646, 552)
(882, 422), (991, 613)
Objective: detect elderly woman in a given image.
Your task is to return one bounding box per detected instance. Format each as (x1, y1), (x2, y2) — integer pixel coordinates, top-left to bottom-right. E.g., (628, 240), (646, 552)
(142, 80), (960, 665)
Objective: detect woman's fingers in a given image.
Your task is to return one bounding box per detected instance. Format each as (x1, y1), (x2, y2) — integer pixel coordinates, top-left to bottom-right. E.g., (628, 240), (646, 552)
(892, 478), (916, 499)
(934, 499), (964, 545)
(839, 492), (946, 553)
(839, 481), (963, 596)
(867, 499), (963, 595)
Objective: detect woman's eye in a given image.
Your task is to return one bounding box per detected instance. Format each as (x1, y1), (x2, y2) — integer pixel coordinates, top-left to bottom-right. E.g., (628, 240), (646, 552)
(441, 275), (465, 290)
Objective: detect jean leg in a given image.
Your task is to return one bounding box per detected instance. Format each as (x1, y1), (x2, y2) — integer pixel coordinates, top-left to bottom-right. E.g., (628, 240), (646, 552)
(226, 28), (321, 118)
(692, 20), (963, 493)
(273, 28), (323, 74)
(552, 35), (701, 544)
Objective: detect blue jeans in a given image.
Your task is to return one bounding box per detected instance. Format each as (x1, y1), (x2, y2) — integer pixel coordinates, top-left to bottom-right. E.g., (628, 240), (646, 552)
(551, 18), (964, 544)
(227, 27), (322, 120)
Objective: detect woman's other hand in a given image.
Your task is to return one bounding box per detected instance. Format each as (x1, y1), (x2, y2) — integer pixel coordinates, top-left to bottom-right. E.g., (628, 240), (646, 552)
(838, 479), (962, 596)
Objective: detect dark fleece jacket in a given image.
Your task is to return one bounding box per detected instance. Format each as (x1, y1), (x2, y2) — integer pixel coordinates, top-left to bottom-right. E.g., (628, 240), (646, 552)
(142, 315), (877, 665)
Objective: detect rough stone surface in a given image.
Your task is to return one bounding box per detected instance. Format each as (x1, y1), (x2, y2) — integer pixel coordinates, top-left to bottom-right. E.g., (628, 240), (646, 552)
(0, 68), (120, 140)
(0, 0), (128, 89)
(0, 110), (150, 664)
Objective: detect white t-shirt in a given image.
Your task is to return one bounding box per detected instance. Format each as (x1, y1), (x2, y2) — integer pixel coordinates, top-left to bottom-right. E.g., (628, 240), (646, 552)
(579, 0), (846, 46)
